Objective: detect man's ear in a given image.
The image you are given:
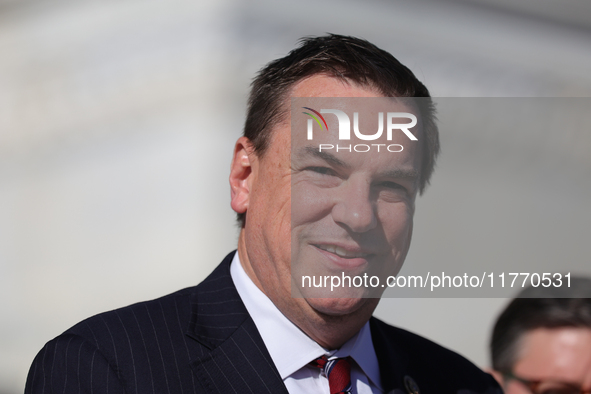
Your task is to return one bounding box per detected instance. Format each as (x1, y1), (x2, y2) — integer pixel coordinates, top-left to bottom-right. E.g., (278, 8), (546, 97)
(229, 137), (254, 214)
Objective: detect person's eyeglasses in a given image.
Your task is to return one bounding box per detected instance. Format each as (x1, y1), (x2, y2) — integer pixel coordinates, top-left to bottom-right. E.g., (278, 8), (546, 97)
(502, 371), (591, 394)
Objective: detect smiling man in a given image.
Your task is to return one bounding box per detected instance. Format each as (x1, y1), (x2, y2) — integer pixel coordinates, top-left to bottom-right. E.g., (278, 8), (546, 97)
(26, 35), (501, 394)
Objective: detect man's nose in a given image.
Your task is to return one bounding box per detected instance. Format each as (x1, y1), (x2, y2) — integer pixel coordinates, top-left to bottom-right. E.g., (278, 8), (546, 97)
(331, 180), (377, 233)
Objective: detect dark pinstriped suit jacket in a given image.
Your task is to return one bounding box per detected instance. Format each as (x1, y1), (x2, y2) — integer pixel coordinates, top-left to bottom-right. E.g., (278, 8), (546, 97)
(26, 251), (501, 394)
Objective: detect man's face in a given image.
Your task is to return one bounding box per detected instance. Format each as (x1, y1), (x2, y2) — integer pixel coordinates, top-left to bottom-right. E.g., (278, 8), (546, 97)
(290, 94), (420, 303)
(501, 327), (591, 394)
(236, 75), (421, 340)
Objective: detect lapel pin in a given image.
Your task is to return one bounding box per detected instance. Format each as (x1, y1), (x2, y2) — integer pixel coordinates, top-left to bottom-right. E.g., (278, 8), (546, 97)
(404, 375), (420, 394)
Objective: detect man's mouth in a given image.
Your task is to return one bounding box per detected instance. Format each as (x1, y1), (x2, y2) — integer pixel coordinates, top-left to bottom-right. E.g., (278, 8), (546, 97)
(314, 244), (371, 259)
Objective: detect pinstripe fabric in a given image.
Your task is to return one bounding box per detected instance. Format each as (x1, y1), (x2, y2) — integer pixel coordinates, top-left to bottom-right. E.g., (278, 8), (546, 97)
(26, 252), (287, 394)
(26, 251), (503, 394)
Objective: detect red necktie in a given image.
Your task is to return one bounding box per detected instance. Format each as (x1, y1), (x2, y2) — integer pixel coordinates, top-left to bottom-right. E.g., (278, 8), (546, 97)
(311, 355), (352, 394)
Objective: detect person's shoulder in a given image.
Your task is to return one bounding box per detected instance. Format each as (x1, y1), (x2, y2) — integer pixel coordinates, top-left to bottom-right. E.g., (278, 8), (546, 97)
(371, 316), (481, 371)
(63, 251), (237, 344)
(41, 251), (236, 354)
(26, 286), (201, 393)
(370, 317), (501, 393)
(64, 285), (197, 345)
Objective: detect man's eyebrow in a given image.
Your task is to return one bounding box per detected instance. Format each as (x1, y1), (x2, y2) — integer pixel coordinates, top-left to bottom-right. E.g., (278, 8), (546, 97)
(298, 146), (350, 169)
(381, 168), (420, 180)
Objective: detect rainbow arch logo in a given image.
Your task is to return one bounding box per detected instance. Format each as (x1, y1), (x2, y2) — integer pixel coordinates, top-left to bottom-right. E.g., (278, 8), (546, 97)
(302, 107), (328, 131)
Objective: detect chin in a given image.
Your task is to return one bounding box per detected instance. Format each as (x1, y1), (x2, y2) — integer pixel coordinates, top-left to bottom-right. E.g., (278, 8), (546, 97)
(306, 296), (376, 317)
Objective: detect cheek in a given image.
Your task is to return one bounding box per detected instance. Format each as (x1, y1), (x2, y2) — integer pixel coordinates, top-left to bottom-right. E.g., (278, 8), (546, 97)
(291, 181), (335, 228)
(379, 201), (414, 246)
(266, 192), (293, 262)
(248, 176), (293, 265)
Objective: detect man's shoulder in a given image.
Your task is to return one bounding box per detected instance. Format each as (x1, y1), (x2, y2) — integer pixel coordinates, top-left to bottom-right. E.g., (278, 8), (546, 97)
(64, 251), (237, 346)
(64, 285), (196, 343)
(370, 317), (501, 393)
(371, 316), (481, 370)
(26, 286), (203, 393)
(25, 257), (236, 394)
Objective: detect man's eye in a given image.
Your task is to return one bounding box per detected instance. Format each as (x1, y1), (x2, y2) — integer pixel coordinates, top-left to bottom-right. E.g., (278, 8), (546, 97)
(307, 167), (336, 176)
(379, 181), (404, 190)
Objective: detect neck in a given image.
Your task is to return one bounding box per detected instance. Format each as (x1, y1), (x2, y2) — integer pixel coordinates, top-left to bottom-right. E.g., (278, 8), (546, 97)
(293, 302), (378, 349)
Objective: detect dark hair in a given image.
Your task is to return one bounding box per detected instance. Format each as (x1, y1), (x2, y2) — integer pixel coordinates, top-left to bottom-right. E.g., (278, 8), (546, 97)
(490, 277), (591, 372)
(238, 34), (439, 227)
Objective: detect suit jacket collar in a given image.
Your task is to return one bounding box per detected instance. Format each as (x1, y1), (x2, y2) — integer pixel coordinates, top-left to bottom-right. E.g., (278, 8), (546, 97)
(186, 251), (289, 394)
(186, 251), (249, 349)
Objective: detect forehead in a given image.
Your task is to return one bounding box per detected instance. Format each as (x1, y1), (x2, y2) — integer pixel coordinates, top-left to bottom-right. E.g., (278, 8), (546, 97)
(288, 75), (422, 176)
(515, 327), (591, 381)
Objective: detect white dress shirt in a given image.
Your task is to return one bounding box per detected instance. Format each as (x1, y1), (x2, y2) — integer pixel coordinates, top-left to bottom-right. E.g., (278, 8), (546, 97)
(230, 253), (383, 394)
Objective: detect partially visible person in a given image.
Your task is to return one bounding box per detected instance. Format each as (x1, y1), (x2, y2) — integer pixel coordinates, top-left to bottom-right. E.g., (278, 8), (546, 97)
(490, 277), (591, 394)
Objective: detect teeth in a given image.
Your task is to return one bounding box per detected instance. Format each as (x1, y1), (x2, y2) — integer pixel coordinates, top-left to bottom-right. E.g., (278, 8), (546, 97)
(318, 245), (368, 258)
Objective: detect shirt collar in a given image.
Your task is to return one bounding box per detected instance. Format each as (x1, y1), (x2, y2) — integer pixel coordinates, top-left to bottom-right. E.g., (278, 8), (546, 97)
(333, 321), (382, 389)
(230, 253), (382, 389)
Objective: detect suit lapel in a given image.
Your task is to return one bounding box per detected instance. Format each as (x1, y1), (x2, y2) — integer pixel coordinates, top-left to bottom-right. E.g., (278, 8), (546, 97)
(370, 317), (408, 394)
(186, 252), (289, 394)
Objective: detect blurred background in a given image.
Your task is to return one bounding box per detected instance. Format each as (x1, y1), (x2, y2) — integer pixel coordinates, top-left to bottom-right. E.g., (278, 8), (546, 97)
(2, 0), (591, 392)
